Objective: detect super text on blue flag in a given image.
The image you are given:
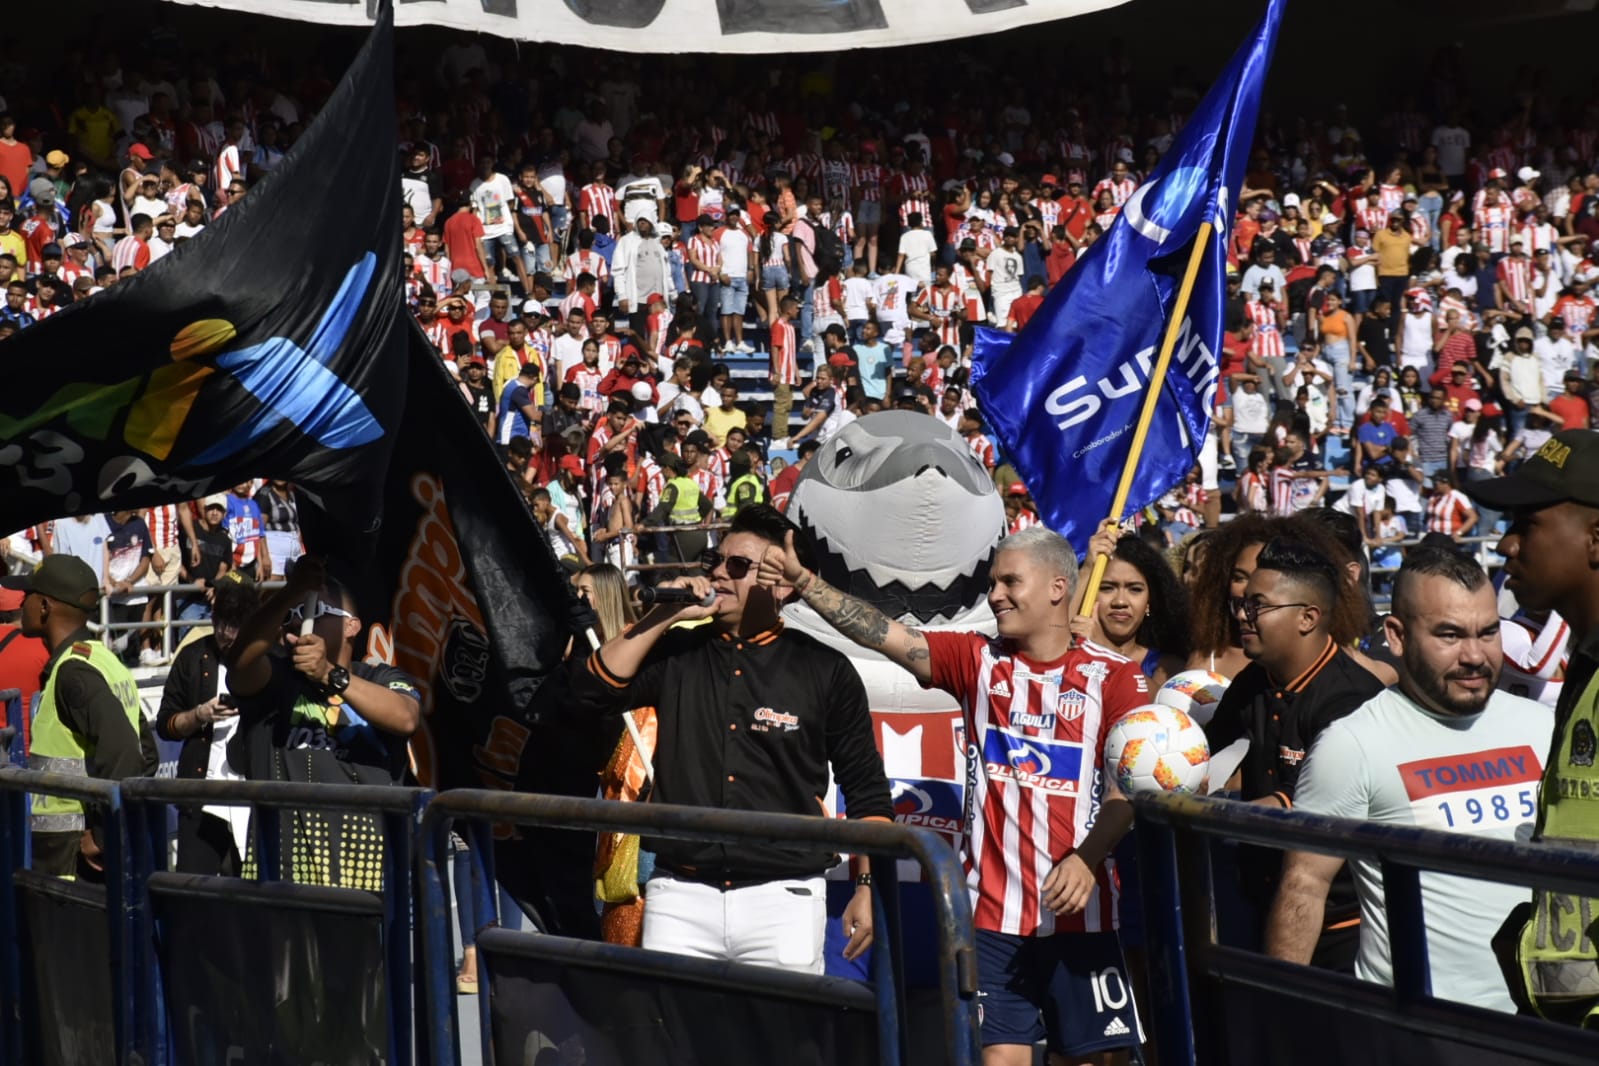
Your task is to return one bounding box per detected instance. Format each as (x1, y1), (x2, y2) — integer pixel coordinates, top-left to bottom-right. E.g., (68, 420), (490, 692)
(971, 0), (1283, 554)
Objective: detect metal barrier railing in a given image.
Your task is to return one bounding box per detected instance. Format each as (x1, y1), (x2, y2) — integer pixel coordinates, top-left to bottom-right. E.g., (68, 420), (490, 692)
(1132, 791), (1599, 1066)
(117, 777), (430, 1066)
(95, 580), (286, 662)
(0, 768), (146, 1066)
(417, 791), (981, 1066)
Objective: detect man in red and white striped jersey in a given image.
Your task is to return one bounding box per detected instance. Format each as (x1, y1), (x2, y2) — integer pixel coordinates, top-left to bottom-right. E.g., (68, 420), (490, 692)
(762, 527), (1149, 1061)
(1091, 159), (1138, 208)
(1495, 241), (1535, 313)
(112, 214), (155, 273)
(910, 265), (964, 349)
(415, 231), (453, 296)
(1425, 472), (1479, 535)
(578, 161), (617, 233)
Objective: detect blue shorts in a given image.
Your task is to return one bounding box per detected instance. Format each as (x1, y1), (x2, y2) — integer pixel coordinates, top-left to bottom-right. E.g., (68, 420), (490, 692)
(720, 276), (749, 315)
(1346, 289), (1375, 314)
(761, 265), (791, 291)
(857, 200), (882, 227)
(975, 929), (1140, 1056)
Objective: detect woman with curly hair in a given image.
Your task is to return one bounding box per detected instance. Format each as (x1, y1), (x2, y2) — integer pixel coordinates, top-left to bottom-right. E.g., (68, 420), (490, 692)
(1071, 520), (1192, 686)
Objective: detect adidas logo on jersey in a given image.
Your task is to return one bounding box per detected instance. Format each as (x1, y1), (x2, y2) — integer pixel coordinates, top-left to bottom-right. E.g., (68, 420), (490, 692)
(988, 679), (1011, 698)
(1102, 1017), (1130, 1037)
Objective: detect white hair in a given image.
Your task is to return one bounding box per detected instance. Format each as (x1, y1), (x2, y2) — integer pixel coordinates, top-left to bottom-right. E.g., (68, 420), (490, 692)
(999, 526), (1079, 593)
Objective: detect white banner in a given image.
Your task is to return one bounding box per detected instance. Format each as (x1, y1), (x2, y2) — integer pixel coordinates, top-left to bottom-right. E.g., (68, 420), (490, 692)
(162, 0), (1130, 54)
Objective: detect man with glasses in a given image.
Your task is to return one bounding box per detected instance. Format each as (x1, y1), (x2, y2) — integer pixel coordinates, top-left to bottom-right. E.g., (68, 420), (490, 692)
(571, 505), (891, 975)
(224, 558), (420, 890)
(1204, 538), (1386, 969)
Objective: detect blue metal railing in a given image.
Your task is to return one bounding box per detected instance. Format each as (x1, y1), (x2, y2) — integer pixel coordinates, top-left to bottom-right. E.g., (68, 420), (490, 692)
(1133, 791), (1599, 1066)
(417, 791), (980, 1066)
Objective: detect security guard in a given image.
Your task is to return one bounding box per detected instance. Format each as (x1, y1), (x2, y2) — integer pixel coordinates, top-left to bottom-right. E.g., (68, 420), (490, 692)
(647, 452), (711, 571)
(2, 555), (157, 879)
(721, 448), (766, 519)
(1465, 429), (1599, 1026)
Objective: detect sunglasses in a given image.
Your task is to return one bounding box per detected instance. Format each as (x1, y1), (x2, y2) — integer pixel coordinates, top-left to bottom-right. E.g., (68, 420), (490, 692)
(699, 550), (760, 580)
(1229, 596), (1310, 627)
(286, 602), (355, 624)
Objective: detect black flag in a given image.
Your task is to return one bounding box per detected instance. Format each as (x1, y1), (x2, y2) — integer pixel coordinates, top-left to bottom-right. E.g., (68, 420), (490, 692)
(0, 9), (403, 531)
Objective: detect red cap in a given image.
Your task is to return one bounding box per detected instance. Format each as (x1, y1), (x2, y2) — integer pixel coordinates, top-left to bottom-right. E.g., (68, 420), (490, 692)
(129, 143), (154, 160)
(828, 350), (858, 368)
(1488, 167), (1507, 180)
(558, 454), (585, 475)
(1041, 174), (1060, 186)
(645, 292), (664, 307)
(1006, 483), (1030, 497)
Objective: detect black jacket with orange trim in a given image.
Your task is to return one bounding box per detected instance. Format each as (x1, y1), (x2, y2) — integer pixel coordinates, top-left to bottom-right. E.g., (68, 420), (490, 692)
(570, 620), (893, 884)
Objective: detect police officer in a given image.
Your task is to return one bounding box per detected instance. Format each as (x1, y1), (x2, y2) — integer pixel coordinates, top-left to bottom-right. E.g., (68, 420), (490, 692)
(2, 555), (157, 879)
(1465, 429), (1599, 1026)
(721, 448), (766, 518)
(648, 452), (710, 570)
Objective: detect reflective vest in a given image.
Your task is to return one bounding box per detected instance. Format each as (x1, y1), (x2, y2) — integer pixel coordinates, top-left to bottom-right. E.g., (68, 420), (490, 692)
(721, 472), (766, 518)
(30, 640), (143, 833)
(666, 476), (701, 526)
(1519, 664), (1599, 1026)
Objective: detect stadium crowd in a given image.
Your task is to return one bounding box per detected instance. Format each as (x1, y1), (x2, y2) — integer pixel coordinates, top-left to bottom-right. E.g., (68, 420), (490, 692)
(2, 17), (1599, 1061)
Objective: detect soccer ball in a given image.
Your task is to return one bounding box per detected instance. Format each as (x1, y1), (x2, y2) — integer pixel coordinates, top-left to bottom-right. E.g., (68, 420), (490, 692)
(1104, 705), (1210, 795)
(1154, 669), (1231, 727)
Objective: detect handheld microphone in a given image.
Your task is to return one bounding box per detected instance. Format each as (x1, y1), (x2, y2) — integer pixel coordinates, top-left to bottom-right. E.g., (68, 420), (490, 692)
(637, 586), (717, 607)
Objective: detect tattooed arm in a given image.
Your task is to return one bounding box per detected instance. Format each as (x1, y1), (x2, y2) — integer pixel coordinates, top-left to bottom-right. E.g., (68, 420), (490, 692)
(757, 530), (933, 684)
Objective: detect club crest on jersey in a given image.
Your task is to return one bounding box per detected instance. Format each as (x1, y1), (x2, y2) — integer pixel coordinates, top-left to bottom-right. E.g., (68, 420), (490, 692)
(1057, 689), (1088, 722)
(982, 727), (1084, 793)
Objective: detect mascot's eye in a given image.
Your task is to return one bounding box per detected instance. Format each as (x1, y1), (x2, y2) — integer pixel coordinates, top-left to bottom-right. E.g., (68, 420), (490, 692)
(834, 446), (853, 462)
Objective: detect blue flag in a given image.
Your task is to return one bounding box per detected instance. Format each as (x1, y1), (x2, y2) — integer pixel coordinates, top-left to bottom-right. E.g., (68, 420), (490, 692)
(971, 0), (1283, 554)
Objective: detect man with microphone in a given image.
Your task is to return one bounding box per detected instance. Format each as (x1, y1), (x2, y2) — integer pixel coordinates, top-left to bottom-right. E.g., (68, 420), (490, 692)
(570, 504), (892, 974)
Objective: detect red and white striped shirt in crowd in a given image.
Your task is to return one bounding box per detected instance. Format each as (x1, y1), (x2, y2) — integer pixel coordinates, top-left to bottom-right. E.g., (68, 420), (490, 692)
(1270, 466), (1298, 517)
(964, 432), (997, 470)
(790, 152), (821, 181)
(1094, 207), (1121, 231)
(1517, 219), (1558, 254)
(1007, 509), (1040, 535)
(578, 182), (618, 229)
(686, 232), (721, 285)
(811, 275), (844, 329)
(110, 235), (151, 272)
(707, 447), (731, 483)
(820, 159), (854, 205)
(1092, 175), (1138, 207)
(567, 249), (610, 284)
(1246, 297), (1284, 360)
(58, 259), (92, 288)
(636, 453), (666, 516)
(557, 289), (597, 327)
(1377, 183), (1406, 214)
(916, 283), (964, 348)
(1426, 489), (1476, 535)
(1553, 293), (1597, 335)
(415, 253), (452, 295)
(566, 364), (606, 415)
(1032, 197), (1061, 231)
(895, 171), (932, 226)
(1355, 203), (1388, 234)
(924, 631), (1150, 936)
(24, 296), (57, 320)
(770, 316), (799, 386)
(853, 163), (886, 203)
(404, 275), (424, 309)
(1484, 144), (1517, 175)
(1409, 213), (1431, 247)
(954, 261), (986, 322)
(420, 317), (450, 355)
(1497, 255), (1533, 307)
(214, 144), (244, 192)
(1293, 236), (1313, 264)
(690, 465), (722, 507)
(958, 224), (999, 254)
(744, 110), (780, 140)
(1477, 203), (1514, 254)
(145, 504), (180, 553)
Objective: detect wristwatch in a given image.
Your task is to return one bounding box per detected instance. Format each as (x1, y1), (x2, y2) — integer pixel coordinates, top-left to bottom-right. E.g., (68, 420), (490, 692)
(854, 873), (873, 887)
(325, 665), (351, 696)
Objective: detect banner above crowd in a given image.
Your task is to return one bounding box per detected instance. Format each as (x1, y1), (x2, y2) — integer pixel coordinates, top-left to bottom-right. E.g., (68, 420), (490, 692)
(161, 0), (1129, 54)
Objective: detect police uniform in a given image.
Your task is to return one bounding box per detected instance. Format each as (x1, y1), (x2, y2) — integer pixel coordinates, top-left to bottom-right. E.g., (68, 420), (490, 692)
(1, 557), (158, 880)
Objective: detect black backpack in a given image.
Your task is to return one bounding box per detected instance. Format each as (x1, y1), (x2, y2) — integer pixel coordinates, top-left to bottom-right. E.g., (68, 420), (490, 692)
(796, 216), (845, 278)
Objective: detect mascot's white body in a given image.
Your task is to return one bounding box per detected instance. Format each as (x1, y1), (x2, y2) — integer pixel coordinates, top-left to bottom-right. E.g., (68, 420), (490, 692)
(783, 412), (1005, 876)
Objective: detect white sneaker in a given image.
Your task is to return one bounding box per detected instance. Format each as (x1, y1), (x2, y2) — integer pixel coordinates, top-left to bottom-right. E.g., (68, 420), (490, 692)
(737, 341), (755, 353)
(139, 648), (164, 667)
(800, 338), (815, 353)
(771, 437), (789, 450)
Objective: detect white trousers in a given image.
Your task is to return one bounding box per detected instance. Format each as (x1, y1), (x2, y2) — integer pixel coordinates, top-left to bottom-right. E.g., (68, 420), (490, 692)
(642, 873), (827, 975)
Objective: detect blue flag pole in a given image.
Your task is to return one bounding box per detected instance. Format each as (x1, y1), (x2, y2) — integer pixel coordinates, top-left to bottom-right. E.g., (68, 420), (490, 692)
(1078, 220), (1215, 617)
